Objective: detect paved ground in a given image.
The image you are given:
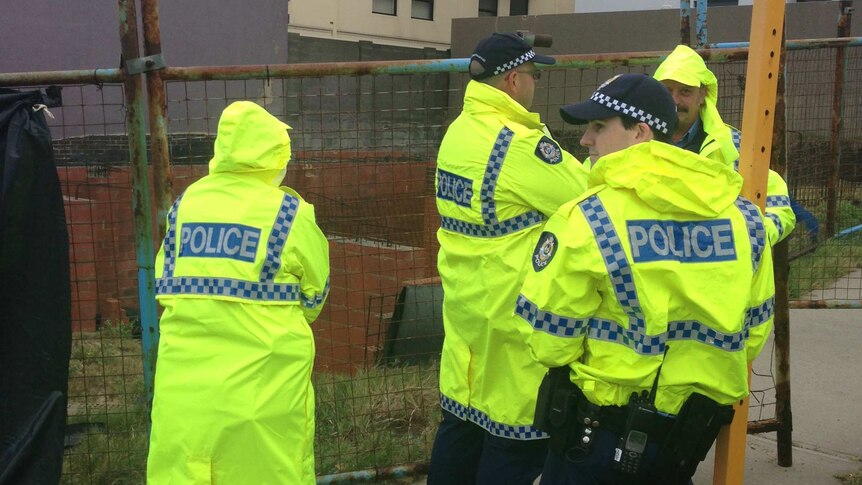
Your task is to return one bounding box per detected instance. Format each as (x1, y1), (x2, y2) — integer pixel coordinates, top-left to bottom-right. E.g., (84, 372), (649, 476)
(412, 271), (862, 484)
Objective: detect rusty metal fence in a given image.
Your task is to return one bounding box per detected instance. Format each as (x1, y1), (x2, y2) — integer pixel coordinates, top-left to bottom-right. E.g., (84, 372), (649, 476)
(2, 37), (862, 485)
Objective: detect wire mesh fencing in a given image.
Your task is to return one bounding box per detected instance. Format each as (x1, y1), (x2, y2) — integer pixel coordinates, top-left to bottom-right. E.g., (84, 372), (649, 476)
(2, 42), (859, 483)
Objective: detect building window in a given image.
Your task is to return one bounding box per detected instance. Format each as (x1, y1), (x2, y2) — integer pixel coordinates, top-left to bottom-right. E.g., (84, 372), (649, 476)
(510, 0), (528, 16)
(412, 0), (433, 20)
(707, 0), (738, 5)
(479, 0), (498, 16)
(373, 0), (397, 16)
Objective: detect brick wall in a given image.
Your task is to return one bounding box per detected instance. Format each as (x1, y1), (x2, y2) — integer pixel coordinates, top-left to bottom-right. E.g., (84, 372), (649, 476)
(58, 135), (439, 371)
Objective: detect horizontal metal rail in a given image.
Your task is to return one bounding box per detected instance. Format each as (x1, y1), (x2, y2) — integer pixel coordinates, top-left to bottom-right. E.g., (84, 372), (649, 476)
(2, 36), (862, 86)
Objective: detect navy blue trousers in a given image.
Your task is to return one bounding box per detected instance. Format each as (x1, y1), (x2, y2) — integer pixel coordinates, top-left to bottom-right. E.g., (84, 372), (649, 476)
(427, 410), (548, 485)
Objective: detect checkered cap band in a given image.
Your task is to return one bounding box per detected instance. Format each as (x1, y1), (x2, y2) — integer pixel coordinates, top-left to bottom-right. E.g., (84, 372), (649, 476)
(590, 92), (670, 135)
(492, 50), (536, 76)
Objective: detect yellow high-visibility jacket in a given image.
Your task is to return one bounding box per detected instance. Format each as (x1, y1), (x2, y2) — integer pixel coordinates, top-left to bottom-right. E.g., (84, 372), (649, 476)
(517, 141), (775, 415)
(436, 80), (589, 439)
(654, 44), (796, 245)
(147, 101), (330, 485)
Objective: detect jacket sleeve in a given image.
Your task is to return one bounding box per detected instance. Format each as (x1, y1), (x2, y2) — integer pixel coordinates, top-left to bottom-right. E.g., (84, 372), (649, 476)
(516, 205), (604, 368)
(745, 208), (776, 363)
(282, 196), (331, 324)
(504, 131), (590, 218)
(764, 169), (796, 245)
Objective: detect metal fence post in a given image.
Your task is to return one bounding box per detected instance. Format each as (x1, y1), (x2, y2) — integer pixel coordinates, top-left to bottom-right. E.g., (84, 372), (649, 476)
(141, 0), (173, 240)
(713, 0), (786, 482)
(826, 1), (853, 236)
(680, 0), (692, 46)
(118, 0), (160, 414)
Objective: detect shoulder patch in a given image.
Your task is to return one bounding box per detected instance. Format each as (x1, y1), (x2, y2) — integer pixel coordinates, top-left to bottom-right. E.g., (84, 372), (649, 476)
(535, 136), (563, 165)
(532, 231), (558, 272)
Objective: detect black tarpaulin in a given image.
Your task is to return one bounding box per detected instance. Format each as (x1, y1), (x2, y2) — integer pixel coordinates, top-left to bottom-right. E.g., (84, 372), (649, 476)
(0, 87), (70, 485)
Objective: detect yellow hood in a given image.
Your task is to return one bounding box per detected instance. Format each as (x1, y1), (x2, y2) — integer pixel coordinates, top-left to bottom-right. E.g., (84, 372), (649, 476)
(208, 101), (292, 181)
(590, 141), (742, 217)
(654, 45), (739, 165)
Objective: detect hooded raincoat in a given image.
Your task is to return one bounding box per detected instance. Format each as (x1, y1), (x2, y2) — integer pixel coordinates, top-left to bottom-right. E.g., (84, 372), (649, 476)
(517, 141), (775, 415)
(654, 45), (795, 245)
(435, 81), (589, 439)
(147, 101), (330, 484)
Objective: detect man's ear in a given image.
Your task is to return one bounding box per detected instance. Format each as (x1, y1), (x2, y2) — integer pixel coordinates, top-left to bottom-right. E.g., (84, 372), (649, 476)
(636, 122), (654, 142)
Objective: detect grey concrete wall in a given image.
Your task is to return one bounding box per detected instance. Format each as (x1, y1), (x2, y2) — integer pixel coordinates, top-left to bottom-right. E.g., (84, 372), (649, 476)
(0, 0), (289, 73)
(451, 2), (862, 57)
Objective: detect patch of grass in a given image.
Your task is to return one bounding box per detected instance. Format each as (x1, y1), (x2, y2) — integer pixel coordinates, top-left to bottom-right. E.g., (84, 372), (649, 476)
(62, 324), (441, 482)
(836, 468), (862, 485)
(787, 192), (862, 299)
(788, 232), (862, 298)
(62, 409), (149, 485)
(64, 321), (148, 484)
(314, 362), (440, 476)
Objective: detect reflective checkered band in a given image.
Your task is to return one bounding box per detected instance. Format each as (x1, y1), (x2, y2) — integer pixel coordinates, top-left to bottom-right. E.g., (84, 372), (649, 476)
(766, 213), (784, 241)
(579, 196), (645, 325)
(667, 320), (745, 351)
(589, 318), (666, 355)
(519, 299), (764, 354)
(515, 294), (589, 338)
(731, 128), (742, 151)
(481, 127), (515, 225)
(155, 276), (302, 301)
(492, 50), (537, 76)
(766, 195), (791, 208)
(732, 128), (742, 170)
(589, 92), (670, 135)
(745, 295), (775, 331)
(734, 197), (766, 273)
(260, 194), (300, 283)
(302, 277), (330, 309)
(161, 194), (185, 278)
(440, 394), (548, 440)
(439, 211), (545, 238)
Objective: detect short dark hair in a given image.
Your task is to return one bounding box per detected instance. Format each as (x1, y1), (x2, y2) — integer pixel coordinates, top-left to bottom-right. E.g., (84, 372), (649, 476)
(620, 116), (672, 143)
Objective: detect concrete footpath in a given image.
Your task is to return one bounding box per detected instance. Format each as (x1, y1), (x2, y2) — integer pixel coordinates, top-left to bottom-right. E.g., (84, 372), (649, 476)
(690, 307), (862, 484)
(411, 271), (862, 484)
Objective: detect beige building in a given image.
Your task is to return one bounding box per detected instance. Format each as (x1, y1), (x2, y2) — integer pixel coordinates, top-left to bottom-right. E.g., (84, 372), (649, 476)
(287, 0), (575, 49)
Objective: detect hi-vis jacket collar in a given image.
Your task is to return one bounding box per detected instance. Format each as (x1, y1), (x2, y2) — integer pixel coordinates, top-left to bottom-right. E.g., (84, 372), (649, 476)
(209, 101), (293, 176)
(462, 80), (543, 130)
(590, 141), (742, 217)
(653, 45), (739, 165)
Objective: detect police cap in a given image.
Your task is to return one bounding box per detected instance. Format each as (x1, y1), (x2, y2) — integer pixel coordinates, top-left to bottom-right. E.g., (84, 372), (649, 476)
(559, 73), (677, 136)
(469, 32), (555, 81)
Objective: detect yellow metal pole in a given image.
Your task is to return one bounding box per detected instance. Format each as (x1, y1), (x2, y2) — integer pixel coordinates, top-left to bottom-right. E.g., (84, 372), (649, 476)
(713, 1), (786, 483)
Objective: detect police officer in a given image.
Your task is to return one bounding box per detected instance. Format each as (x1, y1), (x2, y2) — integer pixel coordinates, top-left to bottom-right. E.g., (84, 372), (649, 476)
(147, 101), (330, 484)
(517, 74), (775, 484)
(428, 32), (590, 484)
(653, 44), (797, 245)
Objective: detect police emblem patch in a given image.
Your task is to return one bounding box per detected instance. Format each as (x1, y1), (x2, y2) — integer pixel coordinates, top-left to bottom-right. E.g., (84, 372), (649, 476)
(535, 136), (562, 165)
(532, 231), (558, 272)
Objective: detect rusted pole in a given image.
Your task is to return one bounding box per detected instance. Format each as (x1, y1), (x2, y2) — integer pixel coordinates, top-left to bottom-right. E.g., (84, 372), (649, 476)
(695, 0), (708, 48)
(118, 0), (159, 414)
(827, 2), (853, 236)
(680, 0), (692, 47)
(771, 27), (793, 468)
(141, 0), (172, 240)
